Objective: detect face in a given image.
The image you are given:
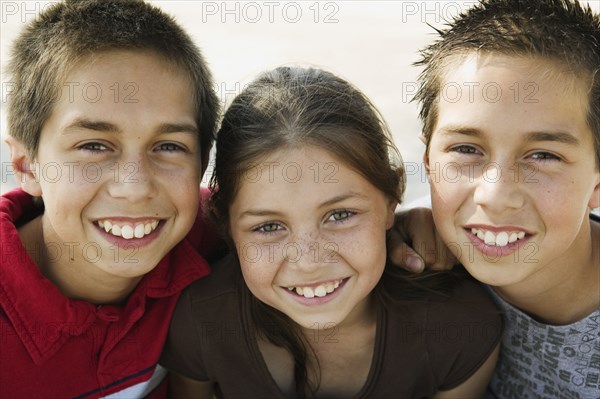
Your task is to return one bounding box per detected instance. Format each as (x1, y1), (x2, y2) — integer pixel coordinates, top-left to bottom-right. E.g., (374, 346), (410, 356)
(426, 54), (600, 292)
(228, 146), (396, 330)
(19, 50), (201, 280)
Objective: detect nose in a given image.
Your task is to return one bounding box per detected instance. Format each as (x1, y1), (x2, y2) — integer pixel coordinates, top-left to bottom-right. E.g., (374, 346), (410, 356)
(473, 162), (525, 213)
(284, 230), (331, 273)
(107, 155), (158, 203)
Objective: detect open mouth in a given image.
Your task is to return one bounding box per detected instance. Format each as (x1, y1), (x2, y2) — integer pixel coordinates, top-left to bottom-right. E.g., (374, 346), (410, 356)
(470, 227), (527, 247)
(285, 278), (347, 299)
(95, 219), (161, 240)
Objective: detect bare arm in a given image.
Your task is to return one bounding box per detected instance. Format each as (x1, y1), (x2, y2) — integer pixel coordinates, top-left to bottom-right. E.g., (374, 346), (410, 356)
(168, 371), (215, 399)
(433, 344), (500, 399)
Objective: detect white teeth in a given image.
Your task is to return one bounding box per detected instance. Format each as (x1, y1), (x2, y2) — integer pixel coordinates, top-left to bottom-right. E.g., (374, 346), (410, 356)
(484, 231), (495, 245)
(121, 225), (134, 239)
(134, 224), (145, 238)
(289, 279), (343, 299)
(97, 219), (160, 239)
(471, 228), (527, 247)
(112, 225), (122, 236)
(496, 232), (509, 246)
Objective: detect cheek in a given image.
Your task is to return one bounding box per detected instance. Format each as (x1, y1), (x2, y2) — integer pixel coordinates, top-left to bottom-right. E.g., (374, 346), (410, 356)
(239, 258), (278, 302)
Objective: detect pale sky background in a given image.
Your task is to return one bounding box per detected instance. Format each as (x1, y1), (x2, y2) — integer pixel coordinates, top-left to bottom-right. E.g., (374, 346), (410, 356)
(1, 0), (599, 206)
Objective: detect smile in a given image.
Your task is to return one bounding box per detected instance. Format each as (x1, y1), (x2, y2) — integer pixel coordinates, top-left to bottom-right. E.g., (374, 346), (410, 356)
(286, 278), (345, 299)
(96, 219), (160, 240)
(470, 228), (527, 247)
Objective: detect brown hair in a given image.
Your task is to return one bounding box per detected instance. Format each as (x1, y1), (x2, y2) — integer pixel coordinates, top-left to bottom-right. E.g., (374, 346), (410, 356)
(7, 0), (219, 171)
(210, 66), (452, 397)
(414, 0), (600, 166)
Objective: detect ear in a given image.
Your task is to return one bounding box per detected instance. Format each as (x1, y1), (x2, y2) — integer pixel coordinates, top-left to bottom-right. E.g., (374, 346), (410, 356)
(419, 135), (431, 176)
(588, 172), (600, 210)
(385, 199), (398, 229)
(5, 136), (42, 196)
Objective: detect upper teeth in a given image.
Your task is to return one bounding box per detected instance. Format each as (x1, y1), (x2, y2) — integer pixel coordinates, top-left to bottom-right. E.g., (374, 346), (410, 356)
(287, 279), (343, 299)
(97, 219), (159, 240)
(471, 228), (525, 247)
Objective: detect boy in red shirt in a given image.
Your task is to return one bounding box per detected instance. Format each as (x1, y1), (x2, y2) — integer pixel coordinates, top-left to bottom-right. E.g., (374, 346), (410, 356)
(0, 0), (219, 397)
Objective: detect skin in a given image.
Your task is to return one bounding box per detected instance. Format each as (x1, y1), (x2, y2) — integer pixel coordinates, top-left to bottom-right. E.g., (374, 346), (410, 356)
(7, 50), (202, 304)
(169, 145), (499, 398)
(426, 53), (600, 325)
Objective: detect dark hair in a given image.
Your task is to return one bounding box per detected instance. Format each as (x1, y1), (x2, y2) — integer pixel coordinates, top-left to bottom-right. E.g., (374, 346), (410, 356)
(7, 0), (219, 172)
(211, 66), (404, 223)
(210, 66), (448, 397)
(414, 0), (600, 167)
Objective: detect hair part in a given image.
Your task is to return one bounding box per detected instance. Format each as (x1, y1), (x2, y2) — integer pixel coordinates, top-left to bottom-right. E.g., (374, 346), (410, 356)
(414, 0), (600, 167)
(7, 0), (219, 170)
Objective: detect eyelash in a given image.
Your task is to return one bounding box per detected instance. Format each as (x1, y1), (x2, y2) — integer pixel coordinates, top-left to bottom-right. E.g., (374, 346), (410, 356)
(449, 145), (562, 163)
(78, 142), (109, 154)
(253, 222), (283, 235)
(527, 152), (561, 162)
(154, 142), (187, 153)
(328, 209), (356, 223)
(449, 145), (480, 155)
(77, 142), (186, 154)
(252, 210), (356, 235)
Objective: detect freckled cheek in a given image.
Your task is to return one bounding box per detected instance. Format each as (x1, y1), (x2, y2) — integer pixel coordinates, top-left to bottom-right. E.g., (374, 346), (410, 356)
(240, 261), (280, 301)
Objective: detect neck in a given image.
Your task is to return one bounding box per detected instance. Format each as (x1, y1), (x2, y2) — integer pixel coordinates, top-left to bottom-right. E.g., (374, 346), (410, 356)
(19, 215), (141, 305)
(494, 219), (600, 325)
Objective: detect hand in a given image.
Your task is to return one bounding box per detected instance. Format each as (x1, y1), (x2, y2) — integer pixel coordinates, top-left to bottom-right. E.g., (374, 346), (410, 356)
(388, 207), (457, 273)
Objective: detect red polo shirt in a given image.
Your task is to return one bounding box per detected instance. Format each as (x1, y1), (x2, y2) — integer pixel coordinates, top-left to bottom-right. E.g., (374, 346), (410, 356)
(0, 188), (214, 398)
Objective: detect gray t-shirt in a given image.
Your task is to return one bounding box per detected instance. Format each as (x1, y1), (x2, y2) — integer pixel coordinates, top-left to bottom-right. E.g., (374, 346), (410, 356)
(487, 288), (600, 399)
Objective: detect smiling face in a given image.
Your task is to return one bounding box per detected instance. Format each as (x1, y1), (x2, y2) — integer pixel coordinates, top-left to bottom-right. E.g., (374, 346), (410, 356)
(228, 145), (396, 330)
(20, 50), (202, 281)
(426, 54), (600, 293)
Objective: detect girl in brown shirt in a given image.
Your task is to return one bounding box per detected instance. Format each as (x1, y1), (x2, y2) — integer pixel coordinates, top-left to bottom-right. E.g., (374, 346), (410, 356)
(160, 66), (502, 398)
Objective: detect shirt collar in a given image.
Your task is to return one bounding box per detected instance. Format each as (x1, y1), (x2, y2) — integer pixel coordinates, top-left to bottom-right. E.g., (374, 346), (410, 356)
(0, 188), (210, 364)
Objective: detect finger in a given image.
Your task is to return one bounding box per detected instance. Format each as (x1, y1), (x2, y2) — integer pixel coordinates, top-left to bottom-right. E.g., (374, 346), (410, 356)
(388, 232), (424, 273)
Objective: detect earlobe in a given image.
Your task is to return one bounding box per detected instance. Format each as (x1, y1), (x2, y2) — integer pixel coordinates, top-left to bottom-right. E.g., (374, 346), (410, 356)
(386, 200), (398, 229)
(589, 175), (600, 210)
(5, 137), (42, 196)
(423, 151), (430, 176)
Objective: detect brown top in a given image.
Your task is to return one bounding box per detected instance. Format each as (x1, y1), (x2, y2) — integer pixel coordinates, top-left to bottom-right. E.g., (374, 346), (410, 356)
(161, 255), (502, 398)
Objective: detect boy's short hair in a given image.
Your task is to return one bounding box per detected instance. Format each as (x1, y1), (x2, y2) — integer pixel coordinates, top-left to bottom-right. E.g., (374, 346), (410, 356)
(414, 0), (600, 167)
(7, 0), (219, 169)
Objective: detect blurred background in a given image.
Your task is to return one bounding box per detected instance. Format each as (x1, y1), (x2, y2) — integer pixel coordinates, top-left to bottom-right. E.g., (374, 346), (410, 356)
(2, 1), (599, 207)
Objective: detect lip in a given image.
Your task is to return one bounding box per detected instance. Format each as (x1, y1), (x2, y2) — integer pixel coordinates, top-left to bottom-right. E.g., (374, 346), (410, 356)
(464, 223), (532, 235)
(464, 227), (532, 258)
(93, 218), (164, 249)
(283, 277), (349, 306)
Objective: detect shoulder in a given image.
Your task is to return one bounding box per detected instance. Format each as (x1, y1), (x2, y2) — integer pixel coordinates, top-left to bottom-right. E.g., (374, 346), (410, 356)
(183, 252), (240, 304)
(426, 275), (503, 389)
(425, 274), (503, 341)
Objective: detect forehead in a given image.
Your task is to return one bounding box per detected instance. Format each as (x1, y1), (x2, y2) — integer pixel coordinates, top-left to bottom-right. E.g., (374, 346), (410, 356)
(434, 53), (592, 142)
(43, 49), (197, 133)
(233, 146), (374, 202)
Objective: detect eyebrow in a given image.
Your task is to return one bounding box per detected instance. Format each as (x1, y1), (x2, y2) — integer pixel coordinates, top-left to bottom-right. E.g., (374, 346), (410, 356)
(63, 119), (198, 135)
(439, 126), (580, 145)
(238, 193), (366, 219)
